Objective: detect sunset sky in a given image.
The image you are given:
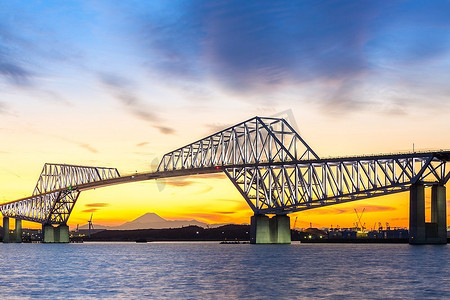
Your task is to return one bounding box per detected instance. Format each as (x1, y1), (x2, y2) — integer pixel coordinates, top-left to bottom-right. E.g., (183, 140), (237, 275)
(1, 1), (450, 229)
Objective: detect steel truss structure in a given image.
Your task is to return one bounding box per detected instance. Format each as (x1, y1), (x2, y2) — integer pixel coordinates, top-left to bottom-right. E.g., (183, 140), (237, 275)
(0, 164), (120, 224)
(225, 153), (449, 214)
(157, 117), (449, 214)
(1, 116), (449, 224)
(157, 117), (319, 171)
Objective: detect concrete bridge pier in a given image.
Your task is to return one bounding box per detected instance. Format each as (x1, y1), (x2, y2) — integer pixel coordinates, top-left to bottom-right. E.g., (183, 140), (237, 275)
(14, 219), (22, 243)
(55, 224), (70, 243)
(42, 224), (55, 243)
(2, 217), (22, 243)
(42, 224), (69, 243)
(2, 217), (10, 243)
(409, 183), (447, 245)
(431, 184), (447, 244)
(250, 214), (291, 244)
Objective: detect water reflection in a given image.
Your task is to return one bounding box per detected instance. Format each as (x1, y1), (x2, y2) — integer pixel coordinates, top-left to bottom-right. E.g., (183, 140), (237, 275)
(0, 243), (449, 298)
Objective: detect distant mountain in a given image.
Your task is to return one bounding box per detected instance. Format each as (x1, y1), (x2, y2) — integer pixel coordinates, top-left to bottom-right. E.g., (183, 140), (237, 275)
(79, 213), (208, 230)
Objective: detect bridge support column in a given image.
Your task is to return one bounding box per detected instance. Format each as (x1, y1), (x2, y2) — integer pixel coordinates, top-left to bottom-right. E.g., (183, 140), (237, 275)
(250, 214), (291, 244)
(431, 185), (447, 244)
(42, 224), (55, 243)
(55, 224), (69, 243)
(2, 217), (10, 243)
(250, 214), (271, 244)
(409, 183), (447, 245)
(270, 215), (291, 244)
(13, 219), (22, 243)
(409, 184), (426, 244)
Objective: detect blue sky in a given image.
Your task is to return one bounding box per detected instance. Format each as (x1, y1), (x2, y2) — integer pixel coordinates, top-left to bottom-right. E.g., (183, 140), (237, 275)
(2, 1), (450, 121)
(1, 1), (450, 226)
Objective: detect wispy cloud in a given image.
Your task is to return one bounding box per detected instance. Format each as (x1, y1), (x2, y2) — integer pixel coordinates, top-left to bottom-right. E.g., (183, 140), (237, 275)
(191, 173), (227, 180)
(79, 143), (98, 154)
(50, 135), (99, 154)
(82, 208), (99, 213)
(99, 72), (175, 134)
(0, 62), (34, 87)
(320, 204), (397, 215)
(85, 203), (110, 208)
(161, 180), (196, 187)
(82, 202), (110, 213)
(0, 101), (10, 115)
(215, 211), (235, 215)
(0, 17), (71, 104)
(0, 24), (35, 87)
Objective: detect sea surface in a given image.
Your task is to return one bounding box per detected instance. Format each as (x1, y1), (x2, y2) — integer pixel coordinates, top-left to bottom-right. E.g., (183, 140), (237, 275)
(1, 242), (449, 299)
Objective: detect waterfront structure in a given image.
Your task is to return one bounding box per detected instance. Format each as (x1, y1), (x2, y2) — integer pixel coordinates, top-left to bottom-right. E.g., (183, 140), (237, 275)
(1, 117), (449, 244)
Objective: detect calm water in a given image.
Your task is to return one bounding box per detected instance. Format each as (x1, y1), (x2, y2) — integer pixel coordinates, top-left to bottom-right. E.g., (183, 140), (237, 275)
(1, 242), (449, 299)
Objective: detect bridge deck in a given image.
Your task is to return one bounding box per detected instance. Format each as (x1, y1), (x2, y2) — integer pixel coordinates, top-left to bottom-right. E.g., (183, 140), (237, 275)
(2, 150), (449, 207)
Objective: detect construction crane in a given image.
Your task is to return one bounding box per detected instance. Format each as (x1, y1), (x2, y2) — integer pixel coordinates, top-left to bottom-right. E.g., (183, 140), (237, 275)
(293, 216), (298, 229)
(354, 208), (366, 231)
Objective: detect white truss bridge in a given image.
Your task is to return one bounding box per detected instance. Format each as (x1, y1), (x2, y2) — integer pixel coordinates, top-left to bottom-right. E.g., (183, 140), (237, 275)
(1, 116), (449, 226)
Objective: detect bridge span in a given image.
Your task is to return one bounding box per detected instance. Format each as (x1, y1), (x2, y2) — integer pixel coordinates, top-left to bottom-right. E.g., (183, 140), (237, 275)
(1, 117), (449, 244)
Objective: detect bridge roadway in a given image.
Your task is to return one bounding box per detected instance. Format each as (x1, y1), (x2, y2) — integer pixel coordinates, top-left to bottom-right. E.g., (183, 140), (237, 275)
(1, 116), (449, 244)
(4, 150), (449, 209)
(2, 167), (224, 206)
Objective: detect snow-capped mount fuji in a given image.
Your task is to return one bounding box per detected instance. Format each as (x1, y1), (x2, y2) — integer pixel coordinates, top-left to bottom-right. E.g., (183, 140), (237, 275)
(80, 213), (208, 230)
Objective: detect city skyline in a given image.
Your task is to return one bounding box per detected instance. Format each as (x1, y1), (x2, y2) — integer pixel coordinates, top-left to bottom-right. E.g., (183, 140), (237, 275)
(1, 1), (450, 229)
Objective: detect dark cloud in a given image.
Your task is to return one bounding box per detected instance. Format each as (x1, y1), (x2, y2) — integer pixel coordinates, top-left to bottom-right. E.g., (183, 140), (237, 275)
(138, 2), (205, 79)
(130, 0), (450, 112)
(99, 72), (175, 134)
(202, 1), (376, 89)
(134, 1), (385, 88)
(81, 209), (98, 213)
